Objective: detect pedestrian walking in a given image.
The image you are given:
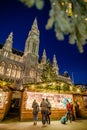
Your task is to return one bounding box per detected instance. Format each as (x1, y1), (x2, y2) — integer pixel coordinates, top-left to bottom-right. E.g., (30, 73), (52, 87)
(40, 98), (48, 126)
(46, 98), (51, 124)
(32, 99), (39, 125)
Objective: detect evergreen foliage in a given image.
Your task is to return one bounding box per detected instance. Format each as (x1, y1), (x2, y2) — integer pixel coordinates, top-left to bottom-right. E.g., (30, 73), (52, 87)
(19, 0), (87, 53)
(41, 59), (57, 82)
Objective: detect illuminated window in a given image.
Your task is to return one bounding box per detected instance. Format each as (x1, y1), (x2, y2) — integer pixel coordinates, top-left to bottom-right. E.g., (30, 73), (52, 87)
(16, 66), (21, 79)
(0, 62), (5, 75)
(11, 65), (17, 78)
(6, 64), (12, 76)
(30, 68), (36, 78)
(4, 51), (8, 57)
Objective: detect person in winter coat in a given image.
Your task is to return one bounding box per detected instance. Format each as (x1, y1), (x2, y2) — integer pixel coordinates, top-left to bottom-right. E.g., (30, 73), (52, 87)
(32, 99), (39, 125)
(46, 98), (51, 124)
(40, 98), (48, 126)
(66, 100), (72, 122)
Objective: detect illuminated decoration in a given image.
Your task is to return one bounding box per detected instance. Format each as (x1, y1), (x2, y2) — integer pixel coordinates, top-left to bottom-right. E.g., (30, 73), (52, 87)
(70, 85), (73, 91)
(24, 80), (83, 94)
(68, 2), (73, 16)
(77, 88), (81, 93)
(84, 0), (87, 2)
(25, 91), (72, 110)
(0, 79), (14, 90)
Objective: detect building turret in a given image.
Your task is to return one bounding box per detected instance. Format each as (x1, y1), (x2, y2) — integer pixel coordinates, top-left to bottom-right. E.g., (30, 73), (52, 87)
(3, 32), (13, 53)
(52, 54), (59, 76)
(41, 49), (47, 65)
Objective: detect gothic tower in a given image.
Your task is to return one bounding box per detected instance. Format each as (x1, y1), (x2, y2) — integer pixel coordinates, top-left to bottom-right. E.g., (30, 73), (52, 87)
(2, 32), (13, 56)
(41, 49), (47, 65)
(52, 54), (59, 76)
(23, 18), (40, 83)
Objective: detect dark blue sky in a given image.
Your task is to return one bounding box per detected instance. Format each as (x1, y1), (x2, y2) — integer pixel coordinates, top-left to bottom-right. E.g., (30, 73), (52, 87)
(0, 0), (87, 84)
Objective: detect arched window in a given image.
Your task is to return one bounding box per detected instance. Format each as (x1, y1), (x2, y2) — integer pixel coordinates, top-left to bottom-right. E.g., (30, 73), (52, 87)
(16, 66), (21, 79)
(6, 64), (12, 76)
(30, 68), (36, 78)
(4, 51), (8, 57)
(0, 62), (5, 75)
(11, 65), (17, 78)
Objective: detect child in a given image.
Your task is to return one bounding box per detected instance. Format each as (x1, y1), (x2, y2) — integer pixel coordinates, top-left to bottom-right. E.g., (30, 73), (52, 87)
(60, 114), (68, 124)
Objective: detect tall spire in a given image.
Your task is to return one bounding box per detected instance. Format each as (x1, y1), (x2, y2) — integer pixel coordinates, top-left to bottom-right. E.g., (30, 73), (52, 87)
(3, 32), (13, 52)
(31, 17), (38, 31)
(41, 49), (47, 64)
(24, 18), (40, 56)
(52, 54), (59, 75)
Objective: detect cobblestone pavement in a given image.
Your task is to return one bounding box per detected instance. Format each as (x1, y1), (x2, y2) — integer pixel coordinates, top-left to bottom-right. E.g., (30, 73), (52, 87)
(0, 119), (87, 130)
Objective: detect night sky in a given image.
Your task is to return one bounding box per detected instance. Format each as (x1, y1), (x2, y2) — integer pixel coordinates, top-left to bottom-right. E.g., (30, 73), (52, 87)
(0, 0), (87, 85)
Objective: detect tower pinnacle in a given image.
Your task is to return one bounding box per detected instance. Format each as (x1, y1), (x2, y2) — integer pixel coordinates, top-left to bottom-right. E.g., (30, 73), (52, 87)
(3, 32), (13, 52)
(53, 54), (59, 75)
(41, 49), (47, 64)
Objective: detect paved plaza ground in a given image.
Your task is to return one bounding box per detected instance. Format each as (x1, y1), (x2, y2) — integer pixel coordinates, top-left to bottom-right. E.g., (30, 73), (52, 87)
(0, 119), (87, 130)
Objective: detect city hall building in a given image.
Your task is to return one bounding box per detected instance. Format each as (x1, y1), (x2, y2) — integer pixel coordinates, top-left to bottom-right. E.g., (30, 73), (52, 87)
(0, 18), (72, 88)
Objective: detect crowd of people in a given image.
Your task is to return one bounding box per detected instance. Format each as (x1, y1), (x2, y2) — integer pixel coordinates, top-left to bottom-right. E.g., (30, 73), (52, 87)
(32, 98), (75, 127)
(32, 98), (51, 126)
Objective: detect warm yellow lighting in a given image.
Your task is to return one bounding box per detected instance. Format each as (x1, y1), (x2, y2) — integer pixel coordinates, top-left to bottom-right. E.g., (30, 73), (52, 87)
(48, 83), (53, 86)
(61, 2), (65, 6)
(70, 86), (73, 91)
(2, 81), (6, 86)
(31, 85), (35, 89)
(53, 82), (56, 86)
(77, 88), (81, 93)
(74, 14), (78, 18)
(68, 3), (72, 16)
(85, 18), (87, 21)
(42, 84), (46, 87)
(61, 83), (64, 87)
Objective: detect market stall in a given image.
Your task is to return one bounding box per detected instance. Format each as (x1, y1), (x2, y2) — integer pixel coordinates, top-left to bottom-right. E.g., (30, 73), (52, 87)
(20, 90), (74, 121)
(0, 87), (12, 121)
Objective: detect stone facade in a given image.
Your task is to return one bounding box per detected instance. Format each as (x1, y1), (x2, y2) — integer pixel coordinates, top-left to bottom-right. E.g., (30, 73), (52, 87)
(0, 18), (72, 88)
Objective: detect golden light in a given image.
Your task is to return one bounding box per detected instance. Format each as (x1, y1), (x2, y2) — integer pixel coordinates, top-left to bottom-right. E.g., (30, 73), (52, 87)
(77, 88), (81, 93)
(70, 85), (73, 91)
(85, 18), (87, 21)
(53, 82), (56, 86)
(68, 3), (73, 16)
(61, 83), (64, 87)
(31, 85), (35, 89)
(61, 2), (65, 6)
(42, 83), (46, 87)
(2, 81), (6, 86)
